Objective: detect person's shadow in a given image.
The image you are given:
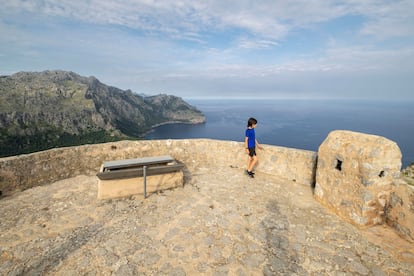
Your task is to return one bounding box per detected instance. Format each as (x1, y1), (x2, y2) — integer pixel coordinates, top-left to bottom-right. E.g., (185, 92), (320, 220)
(261, 200), (305, 275)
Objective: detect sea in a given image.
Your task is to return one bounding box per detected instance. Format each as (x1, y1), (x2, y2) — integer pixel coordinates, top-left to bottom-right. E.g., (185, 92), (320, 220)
(145, 99), (414, 168)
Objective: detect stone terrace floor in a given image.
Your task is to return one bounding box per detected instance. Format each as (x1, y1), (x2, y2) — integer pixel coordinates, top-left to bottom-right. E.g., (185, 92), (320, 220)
(1, 165), (414, 275)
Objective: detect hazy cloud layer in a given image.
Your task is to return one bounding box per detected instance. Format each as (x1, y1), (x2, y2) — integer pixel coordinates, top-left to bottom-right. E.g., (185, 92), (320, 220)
(1, 0), (413, 99)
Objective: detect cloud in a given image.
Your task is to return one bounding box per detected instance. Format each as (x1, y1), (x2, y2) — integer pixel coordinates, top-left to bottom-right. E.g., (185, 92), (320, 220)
(5, 0), (412, 41)
(1, 0), (413, 99)
(352, 0), (414, 39)
(238, 38), (279, 49)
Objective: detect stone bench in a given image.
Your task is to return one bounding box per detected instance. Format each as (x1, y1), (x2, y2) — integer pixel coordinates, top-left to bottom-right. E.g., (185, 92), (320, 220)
(96, 155), (184, 199)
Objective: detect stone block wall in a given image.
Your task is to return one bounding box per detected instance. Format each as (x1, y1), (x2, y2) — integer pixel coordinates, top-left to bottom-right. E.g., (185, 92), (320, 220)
(1, 135), (412, 241)
(314, 130), (414, 241)
(0, 139), (317, 195)
(385, 180), (414, 241)
(314, 130), (402, 226)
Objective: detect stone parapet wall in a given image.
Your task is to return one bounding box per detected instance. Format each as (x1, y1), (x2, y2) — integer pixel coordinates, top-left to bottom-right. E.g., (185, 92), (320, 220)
(384, 179), (414, 242)
(0, 139), (317, 195)
(1, 135), (412, 242)
(314, 130), (403, 227)
(315, 130), (414, 242)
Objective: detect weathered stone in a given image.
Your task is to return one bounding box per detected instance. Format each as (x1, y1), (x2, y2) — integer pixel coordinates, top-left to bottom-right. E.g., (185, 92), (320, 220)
(1, 169), (414, 274)
(0, 139), (317, 196)
(1, 137), (414, 274)
(314, 130), (402, 227)
(385, 181), (414, 241)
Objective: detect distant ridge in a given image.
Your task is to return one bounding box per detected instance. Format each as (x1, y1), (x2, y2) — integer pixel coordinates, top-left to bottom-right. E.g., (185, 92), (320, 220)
(0, 70), (205, 157)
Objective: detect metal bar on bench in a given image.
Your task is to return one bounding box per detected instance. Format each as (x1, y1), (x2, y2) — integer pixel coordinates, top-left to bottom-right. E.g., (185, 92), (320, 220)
(143, 165), (147, 199)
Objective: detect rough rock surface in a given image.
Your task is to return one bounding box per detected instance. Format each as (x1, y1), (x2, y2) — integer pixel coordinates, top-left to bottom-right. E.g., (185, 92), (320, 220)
(0, 70), (205, 157)
(315, 130), (402, 227)
(402, 163), (414, 186)
(1, 166), (413, 275)
(384, 180), (414, 242)
(0, 139), (317, 197)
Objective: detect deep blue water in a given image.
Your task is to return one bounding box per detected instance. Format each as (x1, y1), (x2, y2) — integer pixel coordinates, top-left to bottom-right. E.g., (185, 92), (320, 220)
(145, 99), (414, 168)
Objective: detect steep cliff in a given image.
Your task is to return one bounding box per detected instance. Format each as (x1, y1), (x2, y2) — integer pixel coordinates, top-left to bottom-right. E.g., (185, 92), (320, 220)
(0, 70), (205, 157)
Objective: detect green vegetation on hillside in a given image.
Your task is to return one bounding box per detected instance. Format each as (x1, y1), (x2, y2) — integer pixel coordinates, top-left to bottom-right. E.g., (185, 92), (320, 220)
(0, 70), (205, 157)
(0, 128), (126, 157)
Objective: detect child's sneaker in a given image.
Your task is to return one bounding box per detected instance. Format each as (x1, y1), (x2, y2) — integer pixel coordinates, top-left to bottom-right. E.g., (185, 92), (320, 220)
(245, 170), (255, 175)
(246, 170), (255, 178)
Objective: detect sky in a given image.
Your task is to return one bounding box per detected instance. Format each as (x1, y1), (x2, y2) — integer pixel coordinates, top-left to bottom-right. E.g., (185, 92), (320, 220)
(1, 0), (414, 100)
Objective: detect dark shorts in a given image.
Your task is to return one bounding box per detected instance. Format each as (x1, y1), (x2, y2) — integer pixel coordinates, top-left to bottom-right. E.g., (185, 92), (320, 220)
(248, 147), (256, 157)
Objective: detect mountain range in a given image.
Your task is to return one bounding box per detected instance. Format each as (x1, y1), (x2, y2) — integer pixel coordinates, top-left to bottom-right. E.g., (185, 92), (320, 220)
(0, 70), (205, 157)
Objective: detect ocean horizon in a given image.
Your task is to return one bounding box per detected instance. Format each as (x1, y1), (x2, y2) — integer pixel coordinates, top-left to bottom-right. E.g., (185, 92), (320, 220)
(145, 99), (414, 168)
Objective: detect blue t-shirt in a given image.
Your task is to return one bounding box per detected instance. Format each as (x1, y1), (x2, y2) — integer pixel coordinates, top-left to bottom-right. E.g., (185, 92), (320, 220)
(245, 128), (256, 148)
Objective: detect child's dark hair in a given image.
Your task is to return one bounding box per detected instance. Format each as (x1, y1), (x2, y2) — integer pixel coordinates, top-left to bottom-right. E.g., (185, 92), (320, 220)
(247, 117), (257, 127)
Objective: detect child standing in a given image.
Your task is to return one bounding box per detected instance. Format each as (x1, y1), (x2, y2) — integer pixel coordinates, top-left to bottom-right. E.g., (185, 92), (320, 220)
(245, 117), (263, 178)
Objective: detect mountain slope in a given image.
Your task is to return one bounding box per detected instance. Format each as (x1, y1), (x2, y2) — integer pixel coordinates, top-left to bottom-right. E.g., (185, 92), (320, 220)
(0, 70), (205, 157)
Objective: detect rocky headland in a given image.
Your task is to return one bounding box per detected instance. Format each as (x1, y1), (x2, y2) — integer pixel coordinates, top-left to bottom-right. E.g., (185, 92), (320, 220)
(0, 70), (205, 157)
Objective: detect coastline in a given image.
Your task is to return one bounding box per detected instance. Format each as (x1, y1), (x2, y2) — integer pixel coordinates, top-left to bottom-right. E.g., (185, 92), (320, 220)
(148, 99), (414, 168)
(142, 119), (206, 137)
